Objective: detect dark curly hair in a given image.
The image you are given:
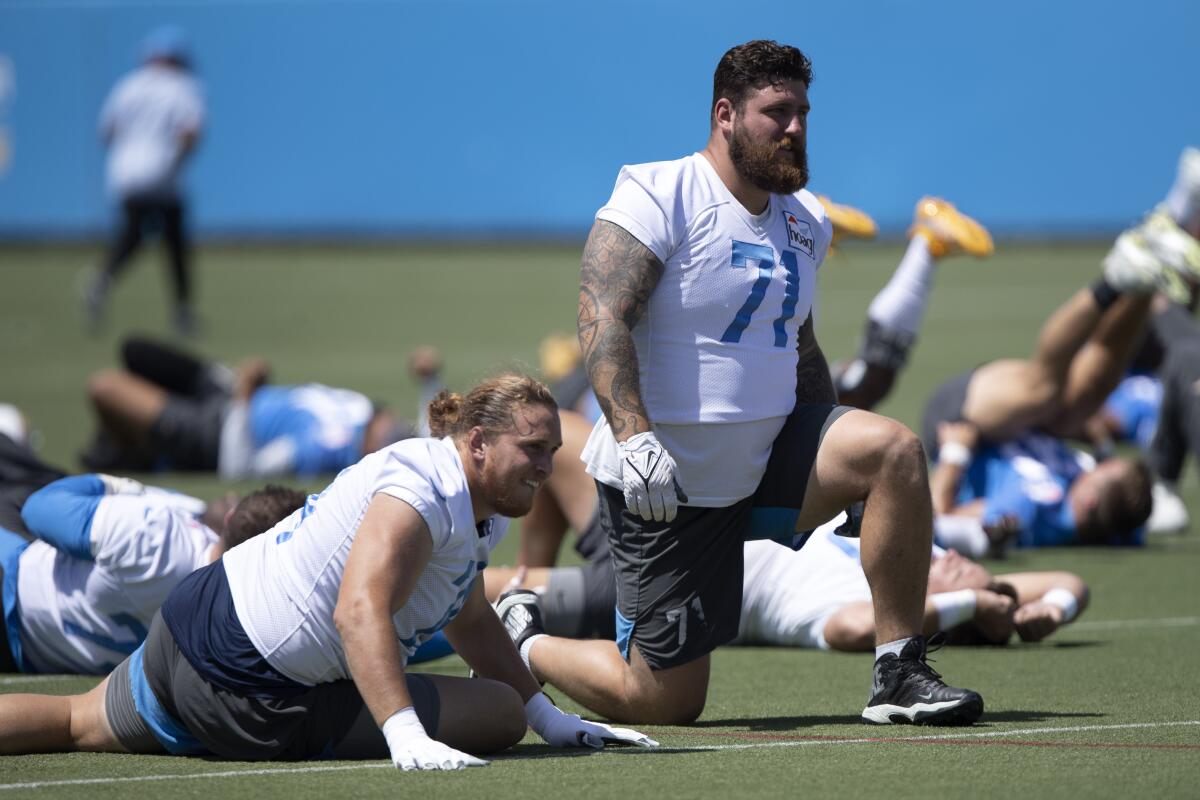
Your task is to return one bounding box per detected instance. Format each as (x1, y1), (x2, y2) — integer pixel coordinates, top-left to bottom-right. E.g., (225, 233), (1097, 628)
(712, 39), (814, 124)
(222, 485), (307, 550)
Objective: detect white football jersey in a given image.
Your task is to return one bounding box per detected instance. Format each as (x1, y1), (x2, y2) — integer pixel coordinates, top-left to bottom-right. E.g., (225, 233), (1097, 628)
(99, 63), (204, 197)
(17, 495), (216, 674)
(584, 153), (832, 505)
(737, 516), (946, 649)
(736, 515), (868, 650)
(223, 437), (509, 686)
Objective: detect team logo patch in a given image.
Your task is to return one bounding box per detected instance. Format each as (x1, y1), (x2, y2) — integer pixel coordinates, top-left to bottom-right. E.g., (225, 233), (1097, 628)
(784, 211), (815, 257)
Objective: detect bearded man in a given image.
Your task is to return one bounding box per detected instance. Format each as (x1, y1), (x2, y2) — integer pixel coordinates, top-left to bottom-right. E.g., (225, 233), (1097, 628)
(495, 40), (985, 728)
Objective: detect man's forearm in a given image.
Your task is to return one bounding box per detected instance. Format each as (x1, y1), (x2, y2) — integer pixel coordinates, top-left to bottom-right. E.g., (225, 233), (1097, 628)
(577, 220), (663, 440)
(339, 605), (415, 725)
(579, 316), (651, 438)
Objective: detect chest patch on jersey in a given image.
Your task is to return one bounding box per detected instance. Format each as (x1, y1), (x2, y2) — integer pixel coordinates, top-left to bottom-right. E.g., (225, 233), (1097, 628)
(784, 212), (815, 258)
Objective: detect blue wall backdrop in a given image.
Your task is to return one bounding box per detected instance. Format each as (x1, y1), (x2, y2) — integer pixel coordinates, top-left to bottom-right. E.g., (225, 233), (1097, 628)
(0, 0), (1196, 238)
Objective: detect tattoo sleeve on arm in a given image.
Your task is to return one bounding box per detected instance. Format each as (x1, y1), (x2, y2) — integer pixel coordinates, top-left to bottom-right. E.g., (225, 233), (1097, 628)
(794, 312), (838, 405)
(577, 220), (664, 439)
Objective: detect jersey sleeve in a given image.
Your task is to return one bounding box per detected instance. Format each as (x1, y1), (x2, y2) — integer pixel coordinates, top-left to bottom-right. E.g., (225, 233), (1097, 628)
(981, 471), (1037, 539)
(373, 451), (454, 549)
(595, 166), (680, 263)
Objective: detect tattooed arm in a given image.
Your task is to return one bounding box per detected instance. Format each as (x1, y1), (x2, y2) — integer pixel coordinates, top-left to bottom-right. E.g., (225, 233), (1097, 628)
(794, 312), (838, 405)
(577, 220), (664, 440)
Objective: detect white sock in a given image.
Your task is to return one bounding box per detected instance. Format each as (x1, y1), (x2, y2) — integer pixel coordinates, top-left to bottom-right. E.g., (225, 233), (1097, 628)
(1163, 147), (1200, 231)
(519, 633), (547, 671)
(865, 236), (937, 338)
(932, 515), (990, 559)
(875, 637), (914, 661)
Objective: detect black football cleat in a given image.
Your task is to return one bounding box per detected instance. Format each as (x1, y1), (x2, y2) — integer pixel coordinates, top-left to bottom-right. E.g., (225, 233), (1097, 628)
(861, 636), (983, 726)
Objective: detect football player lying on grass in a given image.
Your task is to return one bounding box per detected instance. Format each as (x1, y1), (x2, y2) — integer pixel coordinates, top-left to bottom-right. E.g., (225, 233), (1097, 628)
(1, 473), (302, 675)
(481, 516), (1089, 653)
(0, 376), (655, 769)
(921, 149), (1200, 553)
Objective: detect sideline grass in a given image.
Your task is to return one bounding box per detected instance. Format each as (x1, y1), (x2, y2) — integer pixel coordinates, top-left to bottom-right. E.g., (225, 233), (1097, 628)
(2, 241), (1198, 797)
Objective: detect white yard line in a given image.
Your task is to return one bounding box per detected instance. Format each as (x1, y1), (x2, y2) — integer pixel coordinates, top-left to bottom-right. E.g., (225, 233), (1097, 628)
(0, 676), (80, 687)
(1, 720), (1197, 790)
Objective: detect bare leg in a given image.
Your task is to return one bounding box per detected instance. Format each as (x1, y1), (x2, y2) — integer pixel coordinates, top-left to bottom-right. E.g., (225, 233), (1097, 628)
(0, 677), (125, 755)
(528, 638), (709, 725)
(517, 487), (569, 569)
(87, 370), (170, 450)
(793, 410), (930, 644)
(1047, 293), (1153, 436)
(961, 288), (1106, 440)
(483, 566), (553, 602)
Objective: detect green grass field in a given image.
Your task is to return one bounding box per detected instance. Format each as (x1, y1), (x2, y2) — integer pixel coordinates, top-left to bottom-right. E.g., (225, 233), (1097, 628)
(1, 240), (1198, 797)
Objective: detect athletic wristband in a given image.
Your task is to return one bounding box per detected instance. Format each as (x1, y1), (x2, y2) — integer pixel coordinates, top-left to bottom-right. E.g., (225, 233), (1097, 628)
(931, 589), (977, 631)
(1041, 588), (1079, 623)
(381, 706), (425, 742)
(938, 441), (972, 467)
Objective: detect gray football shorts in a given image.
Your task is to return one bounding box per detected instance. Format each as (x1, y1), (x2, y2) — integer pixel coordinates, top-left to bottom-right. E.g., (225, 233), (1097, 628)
(105, 612), (440, 760)
(602, 403), (850, 671)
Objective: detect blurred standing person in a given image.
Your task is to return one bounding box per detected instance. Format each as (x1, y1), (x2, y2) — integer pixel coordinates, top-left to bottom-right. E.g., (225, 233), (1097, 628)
(84, 25), (205, 336)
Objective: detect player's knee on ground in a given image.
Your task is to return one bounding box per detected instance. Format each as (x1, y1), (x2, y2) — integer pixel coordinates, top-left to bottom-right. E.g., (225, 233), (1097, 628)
(620, 653), (708, 725)
(433, 677), (527, 754)
(470, 682), (526, 753)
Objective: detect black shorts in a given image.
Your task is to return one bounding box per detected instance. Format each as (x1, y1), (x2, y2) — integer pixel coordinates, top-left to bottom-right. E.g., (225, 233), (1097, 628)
(751, 403), (853, 541)
(150, 392), (228, 471)
(603, 402), (850, 671)
(574, 507), (610, 561)
(108, 612), (439, 760)
(920, 369), (976, 458)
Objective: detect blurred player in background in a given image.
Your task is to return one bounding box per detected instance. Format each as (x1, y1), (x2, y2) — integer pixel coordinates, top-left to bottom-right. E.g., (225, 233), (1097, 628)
(923, 149), (1200, 554)
(83, 25), (205, 336)
(80, 337), (423, 479)
(1, 477), (302, 674)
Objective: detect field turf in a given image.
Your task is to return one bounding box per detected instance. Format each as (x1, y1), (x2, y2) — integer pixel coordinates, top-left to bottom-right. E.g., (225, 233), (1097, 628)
(1, 240), (1197, 797)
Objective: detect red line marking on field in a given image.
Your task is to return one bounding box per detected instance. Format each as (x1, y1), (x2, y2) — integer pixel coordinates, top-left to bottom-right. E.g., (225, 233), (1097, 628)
(678, 730), (1200, 751)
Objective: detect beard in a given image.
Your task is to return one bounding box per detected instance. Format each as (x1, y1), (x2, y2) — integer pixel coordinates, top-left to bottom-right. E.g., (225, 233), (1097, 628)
(480, 459), (537, 518)
(729, 124), (809, 194)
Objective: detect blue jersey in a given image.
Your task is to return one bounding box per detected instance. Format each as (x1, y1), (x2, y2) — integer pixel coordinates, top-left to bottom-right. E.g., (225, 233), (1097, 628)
(1103, 373), (1162, 451)
(249, 384), (373, 476)
(956, 433), (1087, 547)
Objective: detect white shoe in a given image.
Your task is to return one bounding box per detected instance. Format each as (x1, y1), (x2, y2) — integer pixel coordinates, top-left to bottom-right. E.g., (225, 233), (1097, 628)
(1147, 481), (1189, 534)
(1102, 225), (1191, 304)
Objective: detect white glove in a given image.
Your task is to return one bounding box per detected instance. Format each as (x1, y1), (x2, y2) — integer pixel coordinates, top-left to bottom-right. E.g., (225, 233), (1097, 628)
(618, 431), (685, 523)
(98, 474), (145, 495)
(525, 692), (659, 749)
(381, 707), (488, 771)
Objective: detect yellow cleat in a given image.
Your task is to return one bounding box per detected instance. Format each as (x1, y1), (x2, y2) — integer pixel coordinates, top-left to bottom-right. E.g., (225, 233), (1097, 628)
(817, 195), (878, 245)
(909, 197), (994, 259)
